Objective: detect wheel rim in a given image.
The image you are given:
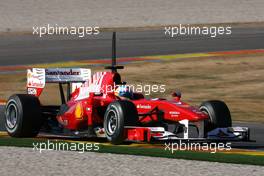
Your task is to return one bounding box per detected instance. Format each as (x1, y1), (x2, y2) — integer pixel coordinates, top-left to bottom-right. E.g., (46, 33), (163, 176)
(107, 110), (118, 135)
(6, 103), (18, 129)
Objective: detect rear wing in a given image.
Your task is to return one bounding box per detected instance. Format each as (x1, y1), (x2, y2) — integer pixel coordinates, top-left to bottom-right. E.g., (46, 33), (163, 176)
(27, 68), (91, 96)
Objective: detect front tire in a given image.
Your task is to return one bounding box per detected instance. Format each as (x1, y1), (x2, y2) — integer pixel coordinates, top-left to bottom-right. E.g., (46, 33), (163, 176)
(104, 100), (138, 144)
(200, 100), (232, 132)
(5, 94), (43, 137)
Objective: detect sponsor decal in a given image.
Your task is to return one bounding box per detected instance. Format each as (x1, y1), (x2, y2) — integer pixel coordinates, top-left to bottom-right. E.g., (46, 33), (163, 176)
(45, 68), (91, 83)
(27, 68), (45, 88)
(136, 104), (151, 109)
(46, 69), (80, 76)
(169, 111), (180, 117)
(169, 111), (180, 115)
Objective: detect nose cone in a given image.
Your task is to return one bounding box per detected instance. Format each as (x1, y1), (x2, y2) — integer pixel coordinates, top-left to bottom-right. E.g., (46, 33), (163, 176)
(164, 100), (209, 121)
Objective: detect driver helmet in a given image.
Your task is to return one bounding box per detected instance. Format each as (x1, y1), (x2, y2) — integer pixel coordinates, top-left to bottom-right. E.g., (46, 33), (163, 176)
(114, 85), (133, 99)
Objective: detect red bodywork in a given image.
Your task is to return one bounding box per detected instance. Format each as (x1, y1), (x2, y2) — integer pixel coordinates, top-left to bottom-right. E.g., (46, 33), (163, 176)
(53, 71), (208, 141)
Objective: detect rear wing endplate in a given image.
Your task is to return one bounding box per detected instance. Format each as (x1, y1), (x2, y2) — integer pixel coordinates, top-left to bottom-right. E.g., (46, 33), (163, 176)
(27, 68), (91, 96)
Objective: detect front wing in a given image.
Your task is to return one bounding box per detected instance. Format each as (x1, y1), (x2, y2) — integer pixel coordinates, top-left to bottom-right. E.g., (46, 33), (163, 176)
(123, 120), (251, 142)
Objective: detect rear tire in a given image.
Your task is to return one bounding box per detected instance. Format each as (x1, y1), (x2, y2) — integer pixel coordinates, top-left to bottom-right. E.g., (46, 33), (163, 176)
(199, 100), (232, 132)
(104, 100), (138, 144)
(5, 94), (43, 137)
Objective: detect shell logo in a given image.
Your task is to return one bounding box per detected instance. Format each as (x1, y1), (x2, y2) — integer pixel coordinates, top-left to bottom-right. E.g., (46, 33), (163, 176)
(75, 103), (83, 119)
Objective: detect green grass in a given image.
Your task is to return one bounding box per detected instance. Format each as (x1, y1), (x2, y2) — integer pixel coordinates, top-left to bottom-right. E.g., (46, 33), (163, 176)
(0, 137), (264, 166)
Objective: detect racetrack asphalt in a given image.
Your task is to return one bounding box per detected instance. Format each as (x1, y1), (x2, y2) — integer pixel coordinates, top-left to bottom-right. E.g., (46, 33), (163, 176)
(0, 26), (264, 66)
(0, 105), (263, 150)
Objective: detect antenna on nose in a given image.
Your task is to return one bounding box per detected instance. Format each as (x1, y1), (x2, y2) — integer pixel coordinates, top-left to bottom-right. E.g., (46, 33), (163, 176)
(105, 32), (124, 72)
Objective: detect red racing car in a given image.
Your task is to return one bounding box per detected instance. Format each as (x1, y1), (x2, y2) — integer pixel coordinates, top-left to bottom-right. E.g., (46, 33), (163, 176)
(4, 33), (250, 144)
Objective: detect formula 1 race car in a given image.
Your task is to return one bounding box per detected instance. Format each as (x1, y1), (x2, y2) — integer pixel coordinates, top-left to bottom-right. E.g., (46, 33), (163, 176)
(4, 33), (250, 144)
